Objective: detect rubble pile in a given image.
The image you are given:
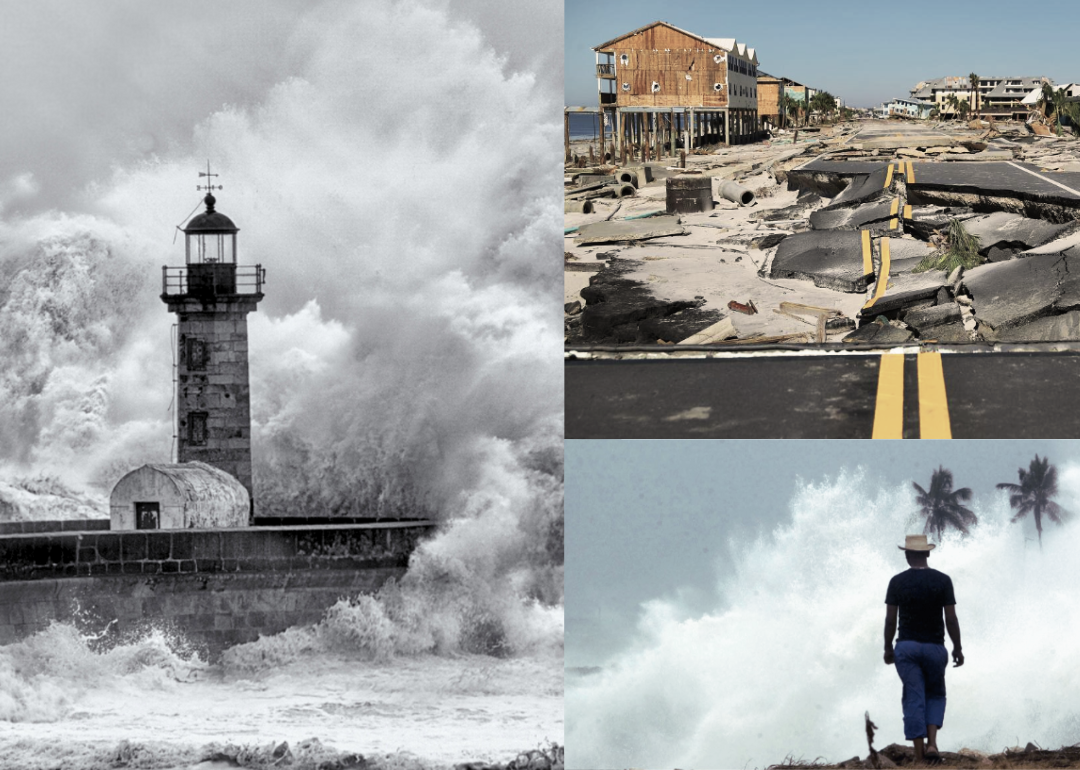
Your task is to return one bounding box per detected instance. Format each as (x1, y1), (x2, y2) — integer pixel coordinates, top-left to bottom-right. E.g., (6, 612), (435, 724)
(565, 118), (1080, 348)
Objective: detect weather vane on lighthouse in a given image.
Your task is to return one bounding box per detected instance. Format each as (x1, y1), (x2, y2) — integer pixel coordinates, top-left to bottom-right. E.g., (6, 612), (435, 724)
(197, 161), (222, 194)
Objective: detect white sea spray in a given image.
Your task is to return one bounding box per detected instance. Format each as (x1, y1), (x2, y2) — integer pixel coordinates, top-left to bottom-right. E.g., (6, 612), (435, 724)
(567, 466), (1080, 770)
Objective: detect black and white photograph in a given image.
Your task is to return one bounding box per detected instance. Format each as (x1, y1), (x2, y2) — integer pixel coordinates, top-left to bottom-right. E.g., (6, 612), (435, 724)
(0, 2), (563, 768)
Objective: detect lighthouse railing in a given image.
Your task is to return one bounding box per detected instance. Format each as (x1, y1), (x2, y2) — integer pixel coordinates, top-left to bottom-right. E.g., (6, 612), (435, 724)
(162, 265), (265, 298)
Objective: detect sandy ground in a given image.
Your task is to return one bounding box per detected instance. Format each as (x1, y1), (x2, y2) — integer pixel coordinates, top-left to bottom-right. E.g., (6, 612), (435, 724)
(564, 140), (875, 341)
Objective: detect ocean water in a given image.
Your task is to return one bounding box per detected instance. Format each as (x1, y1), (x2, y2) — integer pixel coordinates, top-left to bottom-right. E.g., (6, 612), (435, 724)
(566, 467), (1080, 770)
(566, 112), (606, 141)
(0, 600), (562, 769)
(0, 2), (562, 767)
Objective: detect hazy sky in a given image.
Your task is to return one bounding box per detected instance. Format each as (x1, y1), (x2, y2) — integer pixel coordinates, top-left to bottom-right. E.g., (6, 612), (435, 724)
(565, 0), (1080, 108)
(566, 440), (1080, 665)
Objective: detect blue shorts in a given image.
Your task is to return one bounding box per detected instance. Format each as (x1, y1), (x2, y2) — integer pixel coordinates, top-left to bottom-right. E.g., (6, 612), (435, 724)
(894, 640), (948, 740)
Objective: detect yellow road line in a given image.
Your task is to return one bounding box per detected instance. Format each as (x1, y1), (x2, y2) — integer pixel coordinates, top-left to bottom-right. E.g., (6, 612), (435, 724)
(861, 229), (872, 276)
(890, 198), (899, 217)
(890, 218), (899, 230)
(863, 237), (891, 309)
(917, 352), (952, 439)
(884, 164), (894, 188)
(872, 353), (904, 439)
(906, 162), (915, 184)
(903, 204), (912, 220)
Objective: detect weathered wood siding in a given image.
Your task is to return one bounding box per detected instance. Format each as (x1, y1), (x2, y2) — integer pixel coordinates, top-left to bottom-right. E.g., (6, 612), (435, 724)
(601, 27), (729, 108)
(758, 77), (783, 119)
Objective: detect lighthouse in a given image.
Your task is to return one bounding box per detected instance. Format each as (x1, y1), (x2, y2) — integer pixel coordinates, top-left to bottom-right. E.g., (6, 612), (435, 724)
(162, 172), (265, 519)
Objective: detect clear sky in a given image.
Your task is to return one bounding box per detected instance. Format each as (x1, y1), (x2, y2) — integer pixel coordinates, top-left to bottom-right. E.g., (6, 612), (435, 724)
(566, 439), (1080, 666)
(565, 0), (1080, 108)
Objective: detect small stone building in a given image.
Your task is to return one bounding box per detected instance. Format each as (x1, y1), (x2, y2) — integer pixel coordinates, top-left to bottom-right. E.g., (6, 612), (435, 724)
(110, 462), (250, 530)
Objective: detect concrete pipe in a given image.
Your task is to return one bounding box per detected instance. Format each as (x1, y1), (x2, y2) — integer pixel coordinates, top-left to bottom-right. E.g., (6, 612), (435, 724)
(565, 200), (595, 214)
(612, 183), (637, 198)
(616, 170), (640, 188)
(719, 180), (755, 206)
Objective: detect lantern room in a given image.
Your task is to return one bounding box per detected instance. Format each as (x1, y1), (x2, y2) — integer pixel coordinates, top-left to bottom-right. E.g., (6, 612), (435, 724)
(184, 192), (238, 265)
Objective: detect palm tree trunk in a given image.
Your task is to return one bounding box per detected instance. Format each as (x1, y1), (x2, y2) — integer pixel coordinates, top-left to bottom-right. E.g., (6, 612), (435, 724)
(1035, 505), (1043, 551)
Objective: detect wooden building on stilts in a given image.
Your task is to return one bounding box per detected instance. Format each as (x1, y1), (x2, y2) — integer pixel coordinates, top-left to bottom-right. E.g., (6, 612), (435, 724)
(592, 20), (764, 164)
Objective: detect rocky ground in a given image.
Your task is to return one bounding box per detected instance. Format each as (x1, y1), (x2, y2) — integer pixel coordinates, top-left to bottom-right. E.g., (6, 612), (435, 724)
(565, 119), (1080, 349)
(768, 742), (1080, 769)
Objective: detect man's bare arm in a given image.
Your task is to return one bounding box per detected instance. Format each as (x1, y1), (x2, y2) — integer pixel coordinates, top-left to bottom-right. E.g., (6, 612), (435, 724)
(944, 604), (964, 666)
(883, 604), (898, 664)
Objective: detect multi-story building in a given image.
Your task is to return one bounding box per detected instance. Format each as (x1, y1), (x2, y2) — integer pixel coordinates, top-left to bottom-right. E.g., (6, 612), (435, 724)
(910, 76), (1051, 120)
(592, 20), (763, 154)
(883, 97), (934, 119)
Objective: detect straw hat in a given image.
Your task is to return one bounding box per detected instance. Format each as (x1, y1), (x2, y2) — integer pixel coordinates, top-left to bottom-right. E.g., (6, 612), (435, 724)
(899, 534), (936, 551)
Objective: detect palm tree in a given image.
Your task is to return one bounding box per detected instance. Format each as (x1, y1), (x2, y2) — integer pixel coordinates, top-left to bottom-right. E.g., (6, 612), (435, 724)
(996, 455), (1070, 549)
(1037, 84), (1078, 136)
(969, 73), (980, 121)
(913, 467), (978, 542)
(945, 94), (961, 120)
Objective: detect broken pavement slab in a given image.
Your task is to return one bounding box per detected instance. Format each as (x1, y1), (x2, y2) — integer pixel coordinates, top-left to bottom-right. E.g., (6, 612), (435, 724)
(962, 252), (1080, 330)
(769, 230), (874, 293)
(820, 165), (896, 210)
(996, 310), (1080, 342)
(842, 322), (914, 344)
(574, 215), (687, 246)
(810, 198), (896, 231)
(961, 211), (1077, 257)
(903, 302), (962, 333)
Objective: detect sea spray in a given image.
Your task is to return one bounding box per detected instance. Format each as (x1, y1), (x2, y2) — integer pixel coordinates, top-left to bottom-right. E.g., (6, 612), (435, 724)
(567, 466), (1080, 770)
(0, 621), (206, 723)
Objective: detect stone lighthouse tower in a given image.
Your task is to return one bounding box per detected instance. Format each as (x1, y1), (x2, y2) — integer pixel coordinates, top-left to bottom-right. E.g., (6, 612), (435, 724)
(162, 176), (265, 517)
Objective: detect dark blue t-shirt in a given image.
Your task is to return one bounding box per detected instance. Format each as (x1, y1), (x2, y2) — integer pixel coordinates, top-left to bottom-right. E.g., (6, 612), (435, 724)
(885, 567), (956, 645)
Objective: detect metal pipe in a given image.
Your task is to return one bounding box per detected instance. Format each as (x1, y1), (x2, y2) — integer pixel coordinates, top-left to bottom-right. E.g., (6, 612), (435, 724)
(718, 180), (755, 206)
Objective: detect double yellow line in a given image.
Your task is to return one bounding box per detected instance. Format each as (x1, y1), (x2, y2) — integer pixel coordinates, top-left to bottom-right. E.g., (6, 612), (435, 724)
(871, 352), (952, 438)
(863, 237), (891, 310)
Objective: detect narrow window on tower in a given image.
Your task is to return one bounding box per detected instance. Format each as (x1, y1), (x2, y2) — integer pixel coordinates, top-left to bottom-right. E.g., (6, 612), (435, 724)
(186, 337), (209, 370)
(189, 412), (208, 446)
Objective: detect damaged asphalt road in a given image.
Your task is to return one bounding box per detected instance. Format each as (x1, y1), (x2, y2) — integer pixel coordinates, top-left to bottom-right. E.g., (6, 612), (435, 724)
(565, 118), (1080, 437)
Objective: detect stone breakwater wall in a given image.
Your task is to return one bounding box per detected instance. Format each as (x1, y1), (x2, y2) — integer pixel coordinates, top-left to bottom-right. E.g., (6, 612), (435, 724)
(0, 522), (435, 653)
(0, 519), (110, 535)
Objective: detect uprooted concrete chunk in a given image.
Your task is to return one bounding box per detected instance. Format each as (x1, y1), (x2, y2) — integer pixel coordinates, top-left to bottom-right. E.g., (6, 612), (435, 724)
(961, 211), (1076, 256)
(842, 322), (914, 344)
(752, 232), (788, 249)
(996, 310), (1080, 342)
(963, 252), (1077, 330)
(919, 322), (971, 343)
(820, 166), (895, 211)
(753, 189), (822, 222)
(810, 198), (894, 231)
(904, 302), (962, 333)
(904, 206), (976, 241)
(769, 230), (873, 293)
(575, 215), (687, 246)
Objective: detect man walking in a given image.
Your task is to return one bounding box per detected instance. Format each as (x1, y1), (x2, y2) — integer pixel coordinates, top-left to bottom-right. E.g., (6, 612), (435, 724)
(884, 535), (964, 763)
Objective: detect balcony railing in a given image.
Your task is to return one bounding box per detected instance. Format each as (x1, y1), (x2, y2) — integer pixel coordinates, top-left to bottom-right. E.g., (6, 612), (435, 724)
(162, 264), (266, 298)
(596, 63), (615, 78)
